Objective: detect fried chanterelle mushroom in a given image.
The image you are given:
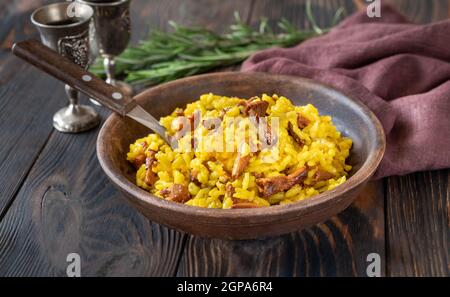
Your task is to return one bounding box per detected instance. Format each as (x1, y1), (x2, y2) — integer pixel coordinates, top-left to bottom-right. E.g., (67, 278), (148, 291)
(256, 167), (308, 197)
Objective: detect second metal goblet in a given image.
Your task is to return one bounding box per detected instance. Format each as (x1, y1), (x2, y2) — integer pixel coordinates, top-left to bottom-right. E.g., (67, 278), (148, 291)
(77, 0), (133, 98)
(31, 2), (100, 133)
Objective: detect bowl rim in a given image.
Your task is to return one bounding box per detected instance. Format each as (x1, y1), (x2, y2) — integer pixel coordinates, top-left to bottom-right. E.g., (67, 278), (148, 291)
(97, 72), (386, 224)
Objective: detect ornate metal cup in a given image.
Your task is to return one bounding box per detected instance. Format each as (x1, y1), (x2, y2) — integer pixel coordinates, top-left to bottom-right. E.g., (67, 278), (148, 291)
(77, 0), (133, 97)
(31, 2), (100, 133)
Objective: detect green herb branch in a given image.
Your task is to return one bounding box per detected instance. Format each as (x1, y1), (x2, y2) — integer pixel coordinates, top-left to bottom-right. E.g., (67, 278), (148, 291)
(90, 3), (343, 86)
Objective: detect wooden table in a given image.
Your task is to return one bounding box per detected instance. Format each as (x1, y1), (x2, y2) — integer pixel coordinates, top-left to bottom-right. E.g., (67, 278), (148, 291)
(0, 0), (448, 277)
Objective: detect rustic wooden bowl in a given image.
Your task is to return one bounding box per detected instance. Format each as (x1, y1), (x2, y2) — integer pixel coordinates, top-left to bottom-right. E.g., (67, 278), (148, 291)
(97, 72), (385, 239)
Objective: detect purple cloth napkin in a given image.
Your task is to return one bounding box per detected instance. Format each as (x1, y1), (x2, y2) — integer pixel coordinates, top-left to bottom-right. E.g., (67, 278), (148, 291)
(242, 5), (450, 178)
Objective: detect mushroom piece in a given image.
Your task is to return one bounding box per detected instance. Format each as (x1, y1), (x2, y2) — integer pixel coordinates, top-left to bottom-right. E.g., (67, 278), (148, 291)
(189, 169), (201, 186)
(144, 151), (158, 186)
(226, 183), (235, 198)
(144, 168), (157, 186)
(231, 153), (251, 180)
(263, 122), (278, 146)
(256, 167), (308, 197)
(240, 97), (269, 117)
(133, 154), (146, 168)
(297, 113), (310, 129)
(287, 122), (304, 146)
(160, 184), (190, 203)
(314, 169), (335, 182)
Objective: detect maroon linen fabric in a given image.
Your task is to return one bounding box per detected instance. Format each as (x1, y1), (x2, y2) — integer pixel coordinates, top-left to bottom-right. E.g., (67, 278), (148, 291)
(241, 5), (450, 178)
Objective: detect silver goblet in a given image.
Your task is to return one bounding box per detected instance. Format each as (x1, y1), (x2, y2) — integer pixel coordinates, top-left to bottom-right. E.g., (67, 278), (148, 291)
(31, 2), (100, 133)
(77, 0), (134, 98)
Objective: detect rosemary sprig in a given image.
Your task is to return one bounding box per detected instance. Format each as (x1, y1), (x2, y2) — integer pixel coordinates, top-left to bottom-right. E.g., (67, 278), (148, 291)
(90, 3), (342, 86)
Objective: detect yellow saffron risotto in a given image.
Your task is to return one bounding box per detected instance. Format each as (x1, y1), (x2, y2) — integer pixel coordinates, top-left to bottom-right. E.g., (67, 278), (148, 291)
(127, 93), (353, 209)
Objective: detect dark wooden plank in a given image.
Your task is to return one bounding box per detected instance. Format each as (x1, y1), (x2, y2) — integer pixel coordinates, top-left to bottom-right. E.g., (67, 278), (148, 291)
(0, 0), (58, 51)
(2, 0), (447, 277)
(247, 0), (356, 33)
(386, 170), (449, 276)
(0, 0), (253, 276)
(176, 0), (387, 277)
(0, 57), (63, 217)
(0, 0), (62, 217)
(351, 0), (449, 23)
(387, 0), (449, 23)
(0, 113), (185, 276)
(177, 182), (385, 276)
(130, 0), (254, 43)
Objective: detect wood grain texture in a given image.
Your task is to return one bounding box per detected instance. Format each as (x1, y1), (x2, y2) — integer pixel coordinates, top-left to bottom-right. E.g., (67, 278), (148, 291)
(0, 0), (57, 50)
(386, 170), (449, 276)
(248, 0), (356, 33)
(0, 0), (61, 217)
(0, 0), (252, 276)
(0, 56), (62, 218)
(176, 0), (385, 276)
(128, 0), (252, 91)
(0, 114), (185, 276)
(129, 0), (253, 43)
(177, 181), (385, 276)
(0, 0), (448, 277)
(349, 0), (449, 23)
(387, 0), (449, 23)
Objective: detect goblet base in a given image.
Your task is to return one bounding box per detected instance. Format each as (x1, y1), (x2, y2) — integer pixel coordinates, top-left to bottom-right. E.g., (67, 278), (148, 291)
(53, 104), (100, 133)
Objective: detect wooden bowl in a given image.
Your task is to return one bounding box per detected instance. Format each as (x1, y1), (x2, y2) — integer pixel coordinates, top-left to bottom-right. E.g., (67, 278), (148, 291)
(97, 72), (385, 239)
